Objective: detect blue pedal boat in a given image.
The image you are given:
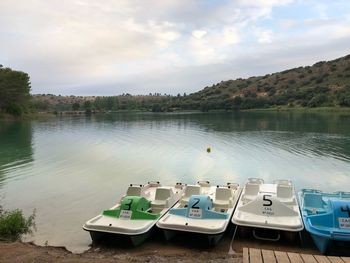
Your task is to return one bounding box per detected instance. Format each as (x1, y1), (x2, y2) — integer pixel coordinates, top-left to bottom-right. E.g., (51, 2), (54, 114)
(299, 189), (350, 253)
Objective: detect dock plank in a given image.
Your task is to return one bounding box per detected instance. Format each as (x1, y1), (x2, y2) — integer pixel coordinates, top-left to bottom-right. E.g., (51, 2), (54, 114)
(314, 255), (331, 263)
(249, 248), (263, 263)
(274, 251), (290, 263)
(243, 248), (249, 263)
(261, 249), (276, 263)
(243, 248), (350, 263)
(327, 256), (345, 263)
(287, 252), (304, 263)
(300, 254), (318, 263)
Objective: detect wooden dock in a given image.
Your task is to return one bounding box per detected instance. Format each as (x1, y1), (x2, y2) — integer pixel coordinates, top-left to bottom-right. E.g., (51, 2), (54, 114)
(243, 248), (350, 263)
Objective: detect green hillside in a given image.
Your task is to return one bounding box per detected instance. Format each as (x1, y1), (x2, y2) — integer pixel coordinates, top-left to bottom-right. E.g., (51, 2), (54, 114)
(179, 54), (350, 111)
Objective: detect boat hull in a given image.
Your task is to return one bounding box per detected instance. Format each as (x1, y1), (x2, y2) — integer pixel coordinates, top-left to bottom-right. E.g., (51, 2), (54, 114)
(310, 233), (330, 254)
(85, 228), (153, 247)
(161, 229), (224, 247)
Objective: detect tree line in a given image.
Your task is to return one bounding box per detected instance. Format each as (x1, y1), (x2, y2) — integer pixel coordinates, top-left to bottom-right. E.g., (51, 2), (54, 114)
(2, 52), (350, 116)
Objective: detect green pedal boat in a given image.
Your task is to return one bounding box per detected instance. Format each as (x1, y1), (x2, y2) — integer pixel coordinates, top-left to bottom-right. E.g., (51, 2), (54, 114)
(83, 182), (185, 246)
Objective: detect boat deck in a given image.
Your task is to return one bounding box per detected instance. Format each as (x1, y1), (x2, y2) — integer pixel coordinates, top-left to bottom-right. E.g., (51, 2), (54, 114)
(243, 248), (350, 263)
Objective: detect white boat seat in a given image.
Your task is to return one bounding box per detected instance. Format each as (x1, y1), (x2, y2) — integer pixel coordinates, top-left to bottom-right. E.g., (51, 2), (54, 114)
(276, 184), (295, 203)
(248, 178), (264, 184)
(126, 185), (143, 196)
(180, 185), (201, 205)
(152, 187), (174, 209)
(274, 179), (292, 186)
(242, 183), (260, 203)
(213, 187), (233, 208)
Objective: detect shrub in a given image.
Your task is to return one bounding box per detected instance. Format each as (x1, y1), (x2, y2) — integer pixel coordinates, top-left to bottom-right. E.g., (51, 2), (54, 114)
(0, 206), (35, 241)
(72, 102), (80, 111)
(5, 104), (23, 116)
(315, 77), (324, 84)
(307, 94), (327, 107)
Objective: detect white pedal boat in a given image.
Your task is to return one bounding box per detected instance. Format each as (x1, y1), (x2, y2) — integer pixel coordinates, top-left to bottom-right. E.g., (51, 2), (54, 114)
(232, 178), (303, 239)
(156, 181), (242, 246)
(83, 182), (185, 246)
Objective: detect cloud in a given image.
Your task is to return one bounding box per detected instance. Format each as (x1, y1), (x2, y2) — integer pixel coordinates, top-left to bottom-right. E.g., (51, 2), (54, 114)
(0, 0), (350, 95)
(255, 29), (273, 44)
(192, 30), (207, 39)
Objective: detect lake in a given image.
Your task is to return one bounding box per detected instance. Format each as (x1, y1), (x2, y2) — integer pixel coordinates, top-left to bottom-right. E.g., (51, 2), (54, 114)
(1, 111), (350, 252)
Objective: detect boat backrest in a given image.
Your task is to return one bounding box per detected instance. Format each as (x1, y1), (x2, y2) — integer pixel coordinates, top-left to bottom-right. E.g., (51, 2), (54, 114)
(248, 178), (264, 184)
(304, 193), (324, 209)
(277, 184), (293, 199)
(126, 185), (143, 196)
(274, 179), (292, 186)
(155, 187), (173, 201)
(244, 183), (260, 196)
(184, 185), (201, 197)
(215, 187), (232, 201)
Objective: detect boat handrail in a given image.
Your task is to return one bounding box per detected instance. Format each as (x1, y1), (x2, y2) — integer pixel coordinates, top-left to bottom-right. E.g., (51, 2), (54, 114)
(147, 181), (161, 186)
(129, 183), (144, 187)
(197, 180), (210, 186)
(227, 182), (239, 189)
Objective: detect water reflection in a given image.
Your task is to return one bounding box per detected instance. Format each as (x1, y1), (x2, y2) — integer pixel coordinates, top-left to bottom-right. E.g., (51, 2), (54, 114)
(0, 121), (33, 188)
(92, 112), (350, 161)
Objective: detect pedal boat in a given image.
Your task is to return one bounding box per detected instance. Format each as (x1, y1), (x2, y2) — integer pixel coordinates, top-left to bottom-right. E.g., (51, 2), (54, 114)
(83, 182), (185, 246)
(156, 181), (242, 246)
(232, 178), (303, 240)
(299, 189), (350, 253)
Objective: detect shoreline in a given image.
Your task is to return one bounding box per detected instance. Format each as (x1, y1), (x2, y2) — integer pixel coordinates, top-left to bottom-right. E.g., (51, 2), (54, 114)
(0, 230), (323, 263)
(0, 240), (242, 263)
(1, 106), (350, 120)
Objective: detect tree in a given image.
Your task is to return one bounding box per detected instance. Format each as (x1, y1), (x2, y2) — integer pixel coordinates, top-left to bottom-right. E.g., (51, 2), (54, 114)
(0, 66), (31, 115)
(232, 96), (242, 110)
(72, 102), (80, 111)
(84, 101), (92, 114)
(307, 94), (327, 107)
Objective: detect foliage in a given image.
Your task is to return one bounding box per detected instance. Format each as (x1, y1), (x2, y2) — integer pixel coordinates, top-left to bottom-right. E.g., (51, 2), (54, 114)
(84, 100), (92, 114)
(0, 205), (35, 241)
(31, 100), (49, 111)
(0, 66), (31, 116)
(72, 102), (80, 111)
(5, 103), (23, 116)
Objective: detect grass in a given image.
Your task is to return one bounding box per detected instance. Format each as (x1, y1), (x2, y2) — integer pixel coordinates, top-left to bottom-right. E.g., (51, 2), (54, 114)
(0, 206), (36, 241)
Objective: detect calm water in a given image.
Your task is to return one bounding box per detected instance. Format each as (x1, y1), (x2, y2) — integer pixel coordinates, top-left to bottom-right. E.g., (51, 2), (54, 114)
(1, 111), (350, 252)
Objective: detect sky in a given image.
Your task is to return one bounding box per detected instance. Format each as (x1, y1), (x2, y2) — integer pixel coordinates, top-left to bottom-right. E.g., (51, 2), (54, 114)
(1, 0), (350, 96)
